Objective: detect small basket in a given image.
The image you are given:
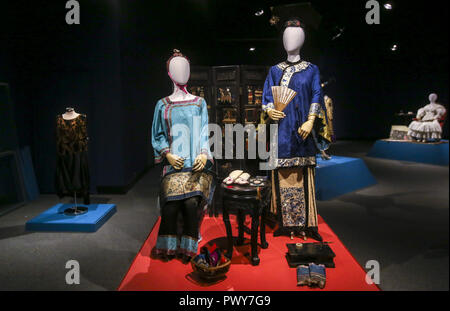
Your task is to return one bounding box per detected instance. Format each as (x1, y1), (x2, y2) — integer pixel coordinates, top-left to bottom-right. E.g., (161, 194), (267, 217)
(191, 256), (231, 281)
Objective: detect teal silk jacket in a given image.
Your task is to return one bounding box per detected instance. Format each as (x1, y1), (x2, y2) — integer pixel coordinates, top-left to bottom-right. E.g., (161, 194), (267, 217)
(151, 96), (213, 176)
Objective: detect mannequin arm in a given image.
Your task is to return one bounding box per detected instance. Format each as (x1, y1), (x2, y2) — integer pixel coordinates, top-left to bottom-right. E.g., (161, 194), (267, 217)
(298, 115), (316, 140)
(151, 101), (171, 164)
(267, 108), (286, 121)
(194, 98), (211, 172)
(193, 154), (207, 172)
(298, 67), (323, 140)
(262, 68), (275, 112)
(435, 105), (446, 119)
(416, 108), (425, 120)
(262, 67), (286, 121)
(166, 153), (184, 170)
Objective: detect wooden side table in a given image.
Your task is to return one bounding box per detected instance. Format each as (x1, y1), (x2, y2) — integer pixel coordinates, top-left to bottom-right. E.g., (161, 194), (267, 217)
(221, 182), (271, 266)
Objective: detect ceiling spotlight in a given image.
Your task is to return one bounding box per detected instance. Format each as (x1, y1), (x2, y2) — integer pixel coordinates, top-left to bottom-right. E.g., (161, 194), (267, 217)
(384, 3), (393, 10)
(391, 44), (398, 51)
(255, 9), (264, 16)
(249, 47), (256, 52)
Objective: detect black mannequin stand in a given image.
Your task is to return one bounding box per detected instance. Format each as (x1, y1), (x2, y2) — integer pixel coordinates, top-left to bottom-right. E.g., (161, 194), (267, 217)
(64, 192), (88, 216)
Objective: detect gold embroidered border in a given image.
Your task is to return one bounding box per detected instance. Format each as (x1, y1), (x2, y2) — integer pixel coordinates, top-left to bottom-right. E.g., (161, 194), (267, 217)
(276, 156), (316, 168)
(161, 171), (213, 201)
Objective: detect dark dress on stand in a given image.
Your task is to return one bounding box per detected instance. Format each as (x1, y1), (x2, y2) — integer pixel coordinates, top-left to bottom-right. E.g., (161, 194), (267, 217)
(262, 60), (331, 241)
(55, 114), (90, 205)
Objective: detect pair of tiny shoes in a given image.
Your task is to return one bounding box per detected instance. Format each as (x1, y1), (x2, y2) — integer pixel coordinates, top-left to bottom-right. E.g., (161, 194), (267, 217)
(297, 265), (310, 286)
(223, 170), (244, 185)
(296, 263), (326, 289)
(235, 173), (250, 185)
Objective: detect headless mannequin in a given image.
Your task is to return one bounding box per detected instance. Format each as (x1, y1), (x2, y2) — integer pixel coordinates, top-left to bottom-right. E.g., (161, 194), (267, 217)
(267, 26), (316, 140)
(158, 54), (209, 256)
(283, 27), (305, 63)
(168, 57), (196, 102)
(266, 26), (323, 240)
(59, 107), (88, 215)
(165, 56), (206, 172)
(417, 93), (444, 123)
(425, 93), (439, 114)
(62, 107), (80, 120)
(429, 93), (438, 103)
(408, 93), (446, 142)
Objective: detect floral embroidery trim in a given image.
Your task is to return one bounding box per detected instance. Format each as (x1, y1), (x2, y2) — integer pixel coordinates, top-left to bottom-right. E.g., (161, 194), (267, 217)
(155, 235), (178, 254)
(280, 187), (306, 227)
(309, 103), (321, 117)
(180, 236), (198, 257)
(277, 61), (311, 87)
(155, 147), (170, 164)
(262, 102), (274, 112)
(276, 156), (316, 168)
(160, 171), (214, 205)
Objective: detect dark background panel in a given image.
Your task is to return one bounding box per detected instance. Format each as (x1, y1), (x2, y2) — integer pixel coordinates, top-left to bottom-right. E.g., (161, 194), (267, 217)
(0, 0), (448, 194)
(1, 1), (125, 193)
(0, 84), (19, 152)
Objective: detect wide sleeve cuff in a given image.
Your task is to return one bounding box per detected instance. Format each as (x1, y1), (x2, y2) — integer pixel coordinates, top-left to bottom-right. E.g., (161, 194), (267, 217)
(308, 103), (321, 118)
(200, 148), (214, 165)
(154, 147), (170, 164)
(262, 102), (274, 112)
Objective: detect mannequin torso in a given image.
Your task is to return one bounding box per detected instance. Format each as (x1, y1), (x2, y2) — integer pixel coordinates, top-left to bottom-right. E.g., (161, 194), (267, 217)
(420, 102), (445, 122)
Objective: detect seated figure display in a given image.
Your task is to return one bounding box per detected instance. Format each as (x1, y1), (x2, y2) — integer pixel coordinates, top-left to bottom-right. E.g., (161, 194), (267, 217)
(408, 93), (446, 143)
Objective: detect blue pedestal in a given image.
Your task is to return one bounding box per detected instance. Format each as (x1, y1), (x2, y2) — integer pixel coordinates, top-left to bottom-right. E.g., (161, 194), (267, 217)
(25, 204), (117, 232)
(367, 140), (449, 166)
(315, 156), (377, 201)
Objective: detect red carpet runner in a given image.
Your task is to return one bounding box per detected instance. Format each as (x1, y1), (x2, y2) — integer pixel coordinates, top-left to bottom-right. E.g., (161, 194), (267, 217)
(118, 215), (379, 291)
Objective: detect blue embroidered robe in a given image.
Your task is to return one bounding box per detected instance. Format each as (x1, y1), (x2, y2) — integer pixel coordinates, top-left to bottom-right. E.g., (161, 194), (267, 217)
(262, 61), (330, 166)
(263, 61), (325, 240)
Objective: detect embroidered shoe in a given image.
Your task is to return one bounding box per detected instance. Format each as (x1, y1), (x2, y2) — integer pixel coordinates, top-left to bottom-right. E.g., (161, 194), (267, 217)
(297, 265), (311, 286)
(309, 263), (326, 289)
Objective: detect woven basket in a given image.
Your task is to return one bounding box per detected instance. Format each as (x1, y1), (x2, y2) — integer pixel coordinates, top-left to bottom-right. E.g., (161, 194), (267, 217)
(191, 256), (231, 280)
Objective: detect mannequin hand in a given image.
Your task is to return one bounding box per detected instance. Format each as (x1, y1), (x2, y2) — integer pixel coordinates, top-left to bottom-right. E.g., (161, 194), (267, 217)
(166, 153), (184, 170)
(298, 116), (316, 140)
(193, 154), (207, 172)
(267, 108), (286, 121)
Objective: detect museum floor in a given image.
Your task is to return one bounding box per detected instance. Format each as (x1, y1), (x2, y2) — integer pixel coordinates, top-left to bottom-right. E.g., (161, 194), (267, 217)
(0, 140), (448, 291)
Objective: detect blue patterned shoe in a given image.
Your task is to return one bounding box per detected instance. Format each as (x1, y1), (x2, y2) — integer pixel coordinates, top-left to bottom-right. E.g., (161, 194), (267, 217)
(309, 263), (326, 289)
(296, 265), (310, 286)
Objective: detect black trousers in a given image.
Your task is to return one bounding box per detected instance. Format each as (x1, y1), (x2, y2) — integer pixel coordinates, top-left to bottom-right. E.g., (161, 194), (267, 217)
(158, 196), (201, 241)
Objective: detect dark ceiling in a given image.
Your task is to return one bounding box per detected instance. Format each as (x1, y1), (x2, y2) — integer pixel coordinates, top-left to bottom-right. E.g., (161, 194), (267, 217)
(140, 0), (448, 69)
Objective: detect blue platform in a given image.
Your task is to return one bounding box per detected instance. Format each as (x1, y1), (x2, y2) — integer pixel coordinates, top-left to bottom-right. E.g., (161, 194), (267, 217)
(25, 204), (117, 232)
(367, 140), (449, 166)
(315, 156), (377, 201)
